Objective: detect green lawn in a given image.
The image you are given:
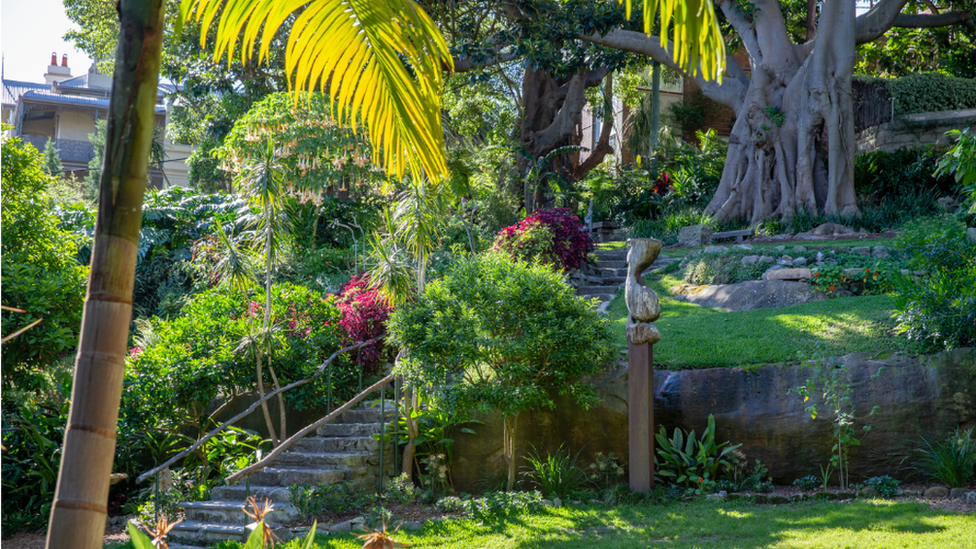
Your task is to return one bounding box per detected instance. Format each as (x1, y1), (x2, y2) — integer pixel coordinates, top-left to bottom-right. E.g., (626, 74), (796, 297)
(177, 499), (975, 549)
(661, 236), (899, 258)
(605, 273), (919, 369)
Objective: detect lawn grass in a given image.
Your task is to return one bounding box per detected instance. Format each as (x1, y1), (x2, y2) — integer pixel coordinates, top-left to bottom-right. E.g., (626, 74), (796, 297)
(663, 236), (899, 258)
(180, 499), (975, 549)
(604, 273), (919, 369)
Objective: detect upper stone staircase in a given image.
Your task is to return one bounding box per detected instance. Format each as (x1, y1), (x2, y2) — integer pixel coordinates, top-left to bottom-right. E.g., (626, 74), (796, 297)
(169, 402), (394, 547)
(576, 247), (678, 309)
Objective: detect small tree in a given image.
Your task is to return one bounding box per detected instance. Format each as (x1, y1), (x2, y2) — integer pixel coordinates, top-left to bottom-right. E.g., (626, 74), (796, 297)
(388, 253), (614, 490)
(42, 139), (64, 176)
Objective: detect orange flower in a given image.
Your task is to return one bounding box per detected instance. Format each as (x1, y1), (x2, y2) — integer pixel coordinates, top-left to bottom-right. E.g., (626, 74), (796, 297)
(829, 285), (835, 291)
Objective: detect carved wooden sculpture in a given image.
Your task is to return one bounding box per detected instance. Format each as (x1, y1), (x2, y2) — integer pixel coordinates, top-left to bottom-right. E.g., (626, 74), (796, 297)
(625, 238), (662, 492)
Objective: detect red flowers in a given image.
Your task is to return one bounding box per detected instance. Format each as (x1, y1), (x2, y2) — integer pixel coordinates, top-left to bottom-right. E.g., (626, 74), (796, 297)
(336, 275), (391, 374)
(493, 208), (594, 272)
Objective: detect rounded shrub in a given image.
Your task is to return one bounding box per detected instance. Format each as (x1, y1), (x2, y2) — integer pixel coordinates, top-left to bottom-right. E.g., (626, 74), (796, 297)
(493, 208), (594, 272)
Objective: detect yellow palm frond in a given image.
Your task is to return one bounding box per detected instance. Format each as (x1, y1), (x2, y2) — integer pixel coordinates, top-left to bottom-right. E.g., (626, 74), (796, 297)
(621, 0), (725, 82)
(181, 0), (453, 182)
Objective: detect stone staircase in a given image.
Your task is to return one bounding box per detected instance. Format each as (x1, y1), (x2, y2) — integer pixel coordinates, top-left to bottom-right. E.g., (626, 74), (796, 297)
(169, 402), (394, 547)
(576, 247), (679, 309)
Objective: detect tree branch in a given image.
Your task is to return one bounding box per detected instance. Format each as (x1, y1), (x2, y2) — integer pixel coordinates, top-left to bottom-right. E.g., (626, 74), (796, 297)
(453, 46), (521, 73)
(855, 0), (911, 44)
(893, 11), (974, 30)
(580, 29), (746, 111)
(530, 69), (609, 157)
(717, 0), (763, 65)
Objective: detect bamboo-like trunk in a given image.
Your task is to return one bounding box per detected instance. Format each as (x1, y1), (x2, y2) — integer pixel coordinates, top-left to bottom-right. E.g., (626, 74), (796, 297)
(46, 2), (165, 548)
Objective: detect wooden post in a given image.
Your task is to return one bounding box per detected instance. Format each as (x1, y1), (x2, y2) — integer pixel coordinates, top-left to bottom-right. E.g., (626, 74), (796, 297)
(628, 338), (654, 491)
(623, 238), (663, 493)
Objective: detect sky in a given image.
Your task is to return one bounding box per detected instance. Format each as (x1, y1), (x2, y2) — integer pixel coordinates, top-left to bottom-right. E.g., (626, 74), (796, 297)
(1, 0), (93, 83)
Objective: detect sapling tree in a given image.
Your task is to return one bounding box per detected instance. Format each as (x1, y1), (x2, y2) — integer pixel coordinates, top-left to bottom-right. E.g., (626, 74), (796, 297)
(790, 352), (884, 490)
(388, 253), (615, 490)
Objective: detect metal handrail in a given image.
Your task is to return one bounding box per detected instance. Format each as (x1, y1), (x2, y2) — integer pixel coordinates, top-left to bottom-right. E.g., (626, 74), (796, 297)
(226, 374), (393, 484)
(136, 336), (384, 484)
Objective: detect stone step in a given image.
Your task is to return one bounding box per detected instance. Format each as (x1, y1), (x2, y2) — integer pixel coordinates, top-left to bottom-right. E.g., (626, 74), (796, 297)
(597, 260), (628, 269)
(336, 408), (394, 424)
(577, 285), (621, 295)
(169, 521), (246, 546)
(211, 484), (292, 503)
(181, 500), (301, 525)
(293, 436), (380, 454)
(316, 422), (383, 438)
(602, 276), (626, 284)
(594, 249), (628, 260)
(249, 466), (350, 486)
(591, 266), (628, 277)
(274, 451), (370, 469)
(581, 294), (615, 304)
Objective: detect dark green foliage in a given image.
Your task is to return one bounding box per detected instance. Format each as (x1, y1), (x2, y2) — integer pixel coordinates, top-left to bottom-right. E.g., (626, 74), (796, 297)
(935, 128), (976, 214)
(389, 253), (614, 419)
(289, 481), (375, 520)
(521, 445), (586, 500)
(793, 475), (821, 491)
(892, 217), (976, 349)
(909, 428), (976, 488)
(864, 476), (901, 499)
(123, 283), (347, 434)
(457, 491), (544, 521)
(665, 90), (720, 137)
(1, 133), (89, 382)
(854, 146), (956, 199)
(602, 483), (681, 505)
(1, 386), (69, 533)
(853, 73), (976, 115)
(41, 138), (63, 176)
(654, 414), (741, 491)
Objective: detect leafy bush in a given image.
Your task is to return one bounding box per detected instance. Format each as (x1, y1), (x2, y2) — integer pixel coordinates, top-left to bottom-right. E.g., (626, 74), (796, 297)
(124, 283), (347, 434)
(289, 481), (375, 520)
(793, 475), (821, 491)
(602, 483), (681, 505)
(585, 452), (626, 490)
(864, 475), (901, 499)
(935, 128), (976, 214)
(521, 445), (586, 500)
(654, 414), (741, 492)
(336, 275), (392, 375)
(389, 253), (614, 489)
(1, 133), (88, 381)
(888, 73), (976, 115)
(909, 428), (976, 488)
(493, 208), (594, 272)
(385, 473), (420, 504)
(855, 146), (955, 199)
(893, 217), (976, 349)
(434, 496), (466, 513)
(1, 392), (69, 533)
(461, 491), (544, 521)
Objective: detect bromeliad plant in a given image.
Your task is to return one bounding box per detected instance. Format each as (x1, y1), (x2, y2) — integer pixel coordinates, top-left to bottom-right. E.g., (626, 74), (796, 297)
(654, 414), (741, 492)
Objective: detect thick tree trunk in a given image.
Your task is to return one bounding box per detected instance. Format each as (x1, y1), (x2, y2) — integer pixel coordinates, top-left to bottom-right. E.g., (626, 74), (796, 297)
(503, 413), (519, 491)
(46, 1), (166, 548)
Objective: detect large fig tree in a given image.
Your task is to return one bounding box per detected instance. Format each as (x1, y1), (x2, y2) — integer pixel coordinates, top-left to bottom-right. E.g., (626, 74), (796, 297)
(584, 0), (974, 224)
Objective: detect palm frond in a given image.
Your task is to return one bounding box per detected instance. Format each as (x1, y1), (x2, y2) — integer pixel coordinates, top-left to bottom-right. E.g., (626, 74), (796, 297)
(620, 0), (725, 82)
(181, 0), (452, 182)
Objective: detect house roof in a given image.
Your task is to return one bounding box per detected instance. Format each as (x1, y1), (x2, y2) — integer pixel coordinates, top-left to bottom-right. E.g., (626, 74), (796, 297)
(3, 77), (168, 114)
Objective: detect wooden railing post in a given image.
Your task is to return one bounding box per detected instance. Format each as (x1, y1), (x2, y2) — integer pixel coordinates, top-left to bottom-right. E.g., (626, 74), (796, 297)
(624, 238), (663, 493)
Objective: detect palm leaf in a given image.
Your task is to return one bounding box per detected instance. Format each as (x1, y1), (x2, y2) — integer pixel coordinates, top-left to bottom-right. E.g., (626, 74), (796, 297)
(621, 0), (725, 82)
(181, 0), (453, 182)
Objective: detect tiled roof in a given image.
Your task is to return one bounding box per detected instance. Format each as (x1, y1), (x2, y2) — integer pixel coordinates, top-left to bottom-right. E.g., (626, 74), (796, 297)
(2, 79), (48, 107)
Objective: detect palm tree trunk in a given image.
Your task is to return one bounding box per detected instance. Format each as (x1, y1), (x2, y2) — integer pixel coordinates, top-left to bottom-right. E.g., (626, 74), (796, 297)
(46, 2), (165, 548)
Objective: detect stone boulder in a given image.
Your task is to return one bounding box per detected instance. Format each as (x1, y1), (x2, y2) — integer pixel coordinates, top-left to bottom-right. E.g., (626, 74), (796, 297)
(680, 280), (826, 312)
(678, 225), (713, 247)
(795, 222), (856, 240)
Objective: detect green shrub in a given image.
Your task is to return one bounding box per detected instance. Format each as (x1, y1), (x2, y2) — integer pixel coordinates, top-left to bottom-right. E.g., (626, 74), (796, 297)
(1, 133), (89, 383)
(892, 217), (976, 349)
(654, 414), (741, 492)
(681, 250), (767, 285)
(389, 253), (614, 489)
(888, 73), (976, 115)
(521, 445), (586, 500)
(864, 475), (901, 499)
(289, 481), (375, 520)
(935, 128), (976, 214)
(909, 428), (976, 488)
(462, 491), (544, 521)
(855, 146), (955, 199)
(385, 473), (420, 504)
(124, 282), (347, 434)
(793, 475), (820, 491)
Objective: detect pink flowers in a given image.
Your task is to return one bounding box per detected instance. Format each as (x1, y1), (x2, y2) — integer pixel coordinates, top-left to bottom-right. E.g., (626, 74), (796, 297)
(493, 208), (594, 272)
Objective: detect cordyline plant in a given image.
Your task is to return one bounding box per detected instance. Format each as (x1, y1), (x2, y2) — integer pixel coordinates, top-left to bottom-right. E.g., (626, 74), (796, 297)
(337, 274), (392, 375)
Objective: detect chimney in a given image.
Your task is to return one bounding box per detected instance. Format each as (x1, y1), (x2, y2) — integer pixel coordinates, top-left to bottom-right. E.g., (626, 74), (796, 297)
(45, 51), (72, 84)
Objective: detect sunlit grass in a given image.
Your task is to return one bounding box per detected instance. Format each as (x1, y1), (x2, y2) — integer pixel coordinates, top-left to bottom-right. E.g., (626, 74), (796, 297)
(204, 499), (976, 549)
(605, 272), (919, 368)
